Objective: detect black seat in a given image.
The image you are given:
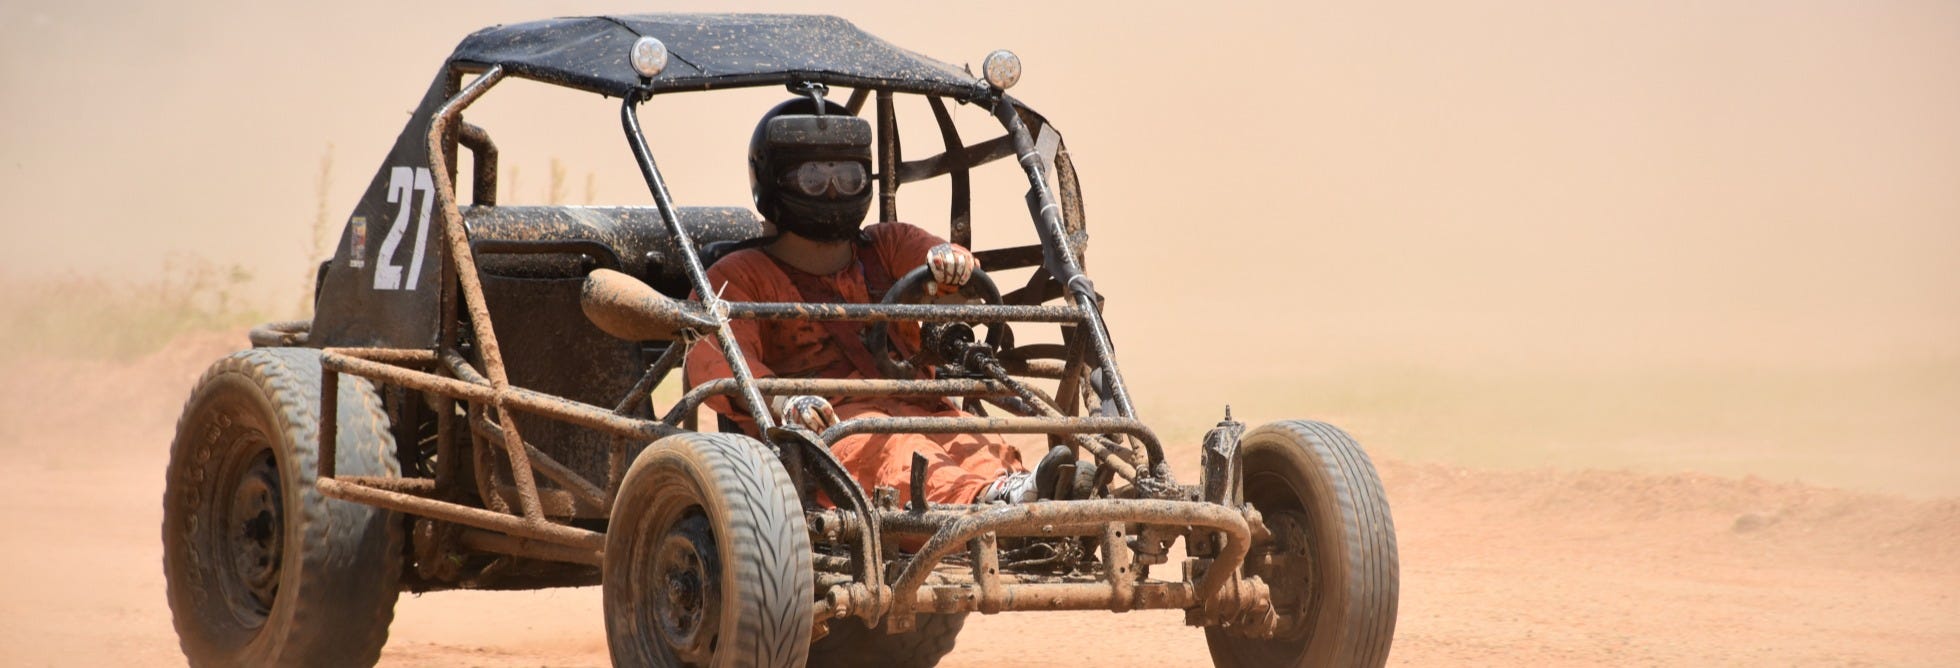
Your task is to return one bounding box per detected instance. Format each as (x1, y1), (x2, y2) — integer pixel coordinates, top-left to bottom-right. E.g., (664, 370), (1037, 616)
(463, 205), (765, 297)
(458, 205), (765, 516)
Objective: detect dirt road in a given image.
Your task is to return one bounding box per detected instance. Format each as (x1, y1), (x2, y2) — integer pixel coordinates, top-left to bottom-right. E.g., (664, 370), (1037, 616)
(3, 334), (1954, 666)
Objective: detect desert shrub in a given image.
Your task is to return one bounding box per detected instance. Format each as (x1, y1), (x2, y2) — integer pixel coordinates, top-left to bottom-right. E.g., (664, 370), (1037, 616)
(0, 254), (267, 363)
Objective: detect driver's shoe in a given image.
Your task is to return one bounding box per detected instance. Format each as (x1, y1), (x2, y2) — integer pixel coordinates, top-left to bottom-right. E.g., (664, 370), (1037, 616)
(976, 445), (1076, 504)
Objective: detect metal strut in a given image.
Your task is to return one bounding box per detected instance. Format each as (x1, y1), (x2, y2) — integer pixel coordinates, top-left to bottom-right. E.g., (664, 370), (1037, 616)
(619, 93), (776, 432)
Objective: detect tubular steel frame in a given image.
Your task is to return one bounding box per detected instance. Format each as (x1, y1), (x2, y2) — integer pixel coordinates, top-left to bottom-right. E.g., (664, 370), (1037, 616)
(307, 63), (1275, 631)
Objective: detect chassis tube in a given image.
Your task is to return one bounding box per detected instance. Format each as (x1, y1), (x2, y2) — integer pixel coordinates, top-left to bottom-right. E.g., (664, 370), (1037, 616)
(324, 349), (678, 442)
(883, 499), (1252, 625)
(423, 66), (550, 522)
(913, 581), (1198, 615)
(971, 354), (1152, 481)
(315, 477), (605, 551)
(819, 416), (1164, 463)
(989, 99), (1140, 424)
(666, 378), (1017, 425)
(720, 302), (1082, 323)
(615, 341), (687, 416)
(620, 97), (775, 432)
(455, 528), (602, 566)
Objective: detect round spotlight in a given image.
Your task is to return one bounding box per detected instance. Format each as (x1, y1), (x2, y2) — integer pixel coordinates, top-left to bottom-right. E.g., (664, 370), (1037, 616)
(630, 36), (669, 79)
(982, 49), (1021, 90)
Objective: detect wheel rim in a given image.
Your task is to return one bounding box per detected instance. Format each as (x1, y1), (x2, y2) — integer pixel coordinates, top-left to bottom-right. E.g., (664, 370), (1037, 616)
(1243, 467), (1320, 642)
(631, 491), (724, 667)
(215, 436), (284, 628)
(652, 512), (721, 662)
(166, 356), (408, 666)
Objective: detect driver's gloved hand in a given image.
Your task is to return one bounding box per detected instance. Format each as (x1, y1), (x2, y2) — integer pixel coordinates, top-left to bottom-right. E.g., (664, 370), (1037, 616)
(773, 394), (838, 433)
(925, 243), (976, 296)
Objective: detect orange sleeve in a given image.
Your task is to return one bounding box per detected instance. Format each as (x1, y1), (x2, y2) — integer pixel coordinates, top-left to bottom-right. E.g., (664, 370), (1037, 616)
(684, 253), (777, 423)
(867, 222), (950, 279)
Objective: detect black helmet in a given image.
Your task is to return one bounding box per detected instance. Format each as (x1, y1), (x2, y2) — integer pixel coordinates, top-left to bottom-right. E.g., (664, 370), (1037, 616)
(748, 97), (875, 243)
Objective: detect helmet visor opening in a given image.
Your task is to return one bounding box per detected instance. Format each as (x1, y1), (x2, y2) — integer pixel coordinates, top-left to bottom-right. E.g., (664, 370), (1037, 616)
(780, 161), (870, 199)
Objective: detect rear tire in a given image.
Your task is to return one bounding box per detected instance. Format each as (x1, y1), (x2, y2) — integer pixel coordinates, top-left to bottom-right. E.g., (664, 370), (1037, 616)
(807, 612), (966, 668)
(162, 348), (403, 667)
(605, 432), (813, 667)
(1205, 420), (1398, 668)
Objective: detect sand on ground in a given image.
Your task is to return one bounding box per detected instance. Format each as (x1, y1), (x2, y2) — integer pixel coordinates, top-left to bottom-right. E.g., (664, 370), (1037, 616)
(2, 331), (1953, 667)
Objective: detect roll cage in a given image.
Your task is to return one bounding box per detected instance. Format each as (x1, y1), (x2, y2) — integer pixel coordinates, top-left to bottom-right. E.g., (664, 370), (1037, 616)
(292, 14), (1271, 633)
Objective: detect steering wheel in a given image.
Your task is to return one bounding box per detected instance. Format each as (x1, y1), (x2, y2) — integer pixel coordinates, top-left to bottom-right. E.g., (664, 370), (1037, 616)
(863, 263), (1008, 379)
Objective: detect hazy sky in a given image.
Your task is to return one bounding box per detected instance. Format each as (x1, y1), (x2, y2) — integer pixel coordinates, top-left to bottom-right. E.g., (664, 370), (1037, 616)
(2, 0), (1955, 372)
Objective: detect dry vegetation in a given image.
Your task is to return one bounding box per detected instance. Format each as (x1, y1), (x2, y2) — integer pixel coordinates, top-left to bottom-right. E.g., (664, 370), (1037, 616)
(0, 147), (346, 366)
(0, 255), (268, 364)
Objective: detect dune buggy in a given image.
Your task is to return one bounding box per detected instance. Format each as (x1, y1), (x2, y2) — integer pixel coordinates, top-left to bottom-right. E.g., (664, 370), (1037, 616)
(161, 13), (1398, 668)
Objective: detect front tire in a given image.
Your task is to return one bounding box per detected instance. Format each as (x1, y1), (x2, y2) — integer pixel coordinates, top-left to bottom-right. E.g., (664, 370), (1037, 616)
(807, 612), (967, 668)
(161, 348), (403, 667)
(1206, 420), (1398, 668)
(605, 432), (814, 667)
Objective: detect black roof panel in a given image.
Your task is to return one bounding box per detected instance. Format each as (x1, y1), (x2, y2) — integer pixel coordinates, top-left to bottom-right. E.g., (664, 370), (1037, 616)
(449, 14), (992, 99)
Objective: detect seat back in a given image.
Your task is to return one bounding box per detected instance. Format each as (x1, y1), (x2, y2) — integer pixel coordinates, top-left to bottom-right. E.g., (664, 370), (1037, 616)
(465, 205), (765, 296)
(464, 205), (764, 516)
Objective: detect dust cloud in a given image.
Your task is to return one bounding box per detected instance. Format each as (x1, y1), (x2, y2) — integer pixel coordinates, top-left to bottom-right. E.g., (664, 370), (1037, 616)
(5, 0), (1955, 490)
(1, 1), (1955, 665)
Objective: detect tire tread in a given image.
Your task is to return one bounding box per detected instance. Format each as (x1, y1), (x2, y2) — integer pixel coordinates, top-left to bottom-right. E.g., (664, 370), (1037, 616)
(605, 432), (813, 668)
(1205, 419), (1398, 668)
(164, 347), (403, 667)
(807, 611), (967, 668)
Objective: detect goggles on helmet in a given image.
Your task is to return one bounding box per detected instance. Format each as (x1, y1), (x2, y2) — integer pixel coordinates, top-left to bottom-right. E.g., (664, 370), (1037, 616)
(779, 160), (870, 199)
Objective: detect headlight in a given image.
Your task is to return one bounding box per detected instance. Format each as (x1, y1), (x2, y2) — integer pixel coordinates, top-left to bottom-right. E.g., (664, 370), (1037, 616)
(631, 36), (669, 79)
(983, 49), (1021, 90)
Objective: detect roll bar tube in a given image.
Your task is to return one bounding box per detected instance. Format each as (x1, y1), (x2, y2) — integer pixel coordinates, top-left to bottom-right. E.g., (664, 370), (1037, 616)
(619, 94), (776, 432)
(990, 97), (1143, 430)
(615, 88), (1142, 456)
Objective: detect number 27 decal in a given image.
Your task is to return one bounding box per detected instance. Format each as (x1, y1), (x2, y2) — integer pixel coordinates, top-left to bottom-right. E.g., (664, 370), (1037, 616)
(374, 166), (435, 291)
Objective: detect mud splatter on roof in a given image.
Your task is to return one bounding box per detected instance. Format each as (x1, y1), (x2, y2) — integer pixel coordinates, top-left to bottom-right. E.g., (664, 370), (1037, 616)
(450, 14), (989, 99)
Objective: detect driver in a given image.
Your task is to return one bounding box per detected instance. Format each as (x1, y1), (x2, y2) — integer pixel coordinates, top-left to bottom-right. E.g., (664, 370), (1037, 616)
(684, 97), (1074, 505)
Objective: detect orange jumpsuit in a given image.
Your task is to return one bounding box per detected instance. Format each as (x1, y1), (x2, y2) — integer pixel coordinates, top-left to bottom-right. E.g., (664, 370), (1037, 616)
(684, 222), (1026, 505)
